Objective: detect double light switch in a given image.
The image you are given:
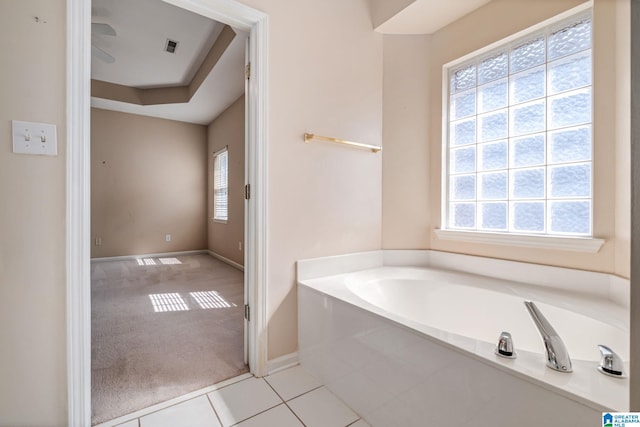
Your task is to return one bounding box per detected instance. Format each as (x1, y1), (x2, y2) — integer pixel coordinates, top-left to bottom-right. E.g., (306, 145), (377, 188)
(12, 120), (58, 156)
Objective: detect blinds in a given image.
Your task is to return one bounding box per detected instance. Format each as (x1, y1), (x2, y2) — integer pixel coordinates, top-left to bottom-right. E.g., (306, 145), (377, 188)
(213, 149), (228, 221)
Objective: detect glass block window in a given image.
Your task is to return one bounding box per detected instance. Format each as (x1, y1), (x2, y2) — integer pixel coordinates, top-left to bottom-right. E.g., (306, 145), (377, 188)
(445, 12), (592, 236)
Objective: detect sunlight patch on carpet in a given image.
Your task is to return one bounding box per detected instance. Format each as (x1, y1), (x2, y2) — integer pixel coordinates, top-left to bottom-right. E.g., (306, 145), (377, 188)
(149, 293), (190, 312)
(136, 257), (183, 266)
(190, 291), (237, 309)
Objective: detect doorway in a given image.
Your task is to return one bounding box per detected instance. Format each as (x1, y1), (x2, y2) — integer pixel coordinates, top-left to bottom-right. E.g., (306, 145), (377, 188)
(90, 1), (249, 423)
(66, 0), (269, 425)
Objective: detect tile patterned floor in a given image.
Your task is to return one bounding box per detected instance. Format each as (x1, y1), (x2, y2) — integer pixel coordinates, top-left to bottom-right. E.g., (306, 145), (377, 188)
(107, 365), (370, 427)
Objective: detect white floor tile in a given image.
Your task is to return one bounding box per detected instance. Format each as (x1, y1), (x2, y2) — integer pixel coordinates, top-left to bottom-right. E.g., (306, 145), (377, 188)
(236, 404), (304, 427)
(265, 365), (322, 401)
(349, 419), (371, 427)
(116, 421), (139, 427)
(288, 387), (359, 427)
(208, 377), (282, 427)
(139, 396), (220, 427)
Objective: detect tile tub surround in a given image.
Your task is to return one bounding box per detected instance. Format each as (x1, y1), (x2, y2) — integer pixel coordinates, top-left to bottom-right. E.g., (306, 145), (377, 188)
(297, 250), (630, 427)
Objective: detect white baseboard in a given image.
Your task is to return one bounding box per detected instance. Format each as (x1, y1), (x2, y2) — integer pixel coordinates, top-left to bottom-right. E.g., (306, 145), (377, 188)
(266, 352), (299, 375)
(208, 250), (245, 272)
(91, 250), (208, 263)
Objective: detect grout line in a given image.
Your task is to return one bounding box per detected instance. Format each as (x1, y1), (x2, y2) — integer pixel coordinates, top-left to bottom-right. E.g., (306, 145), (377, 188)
(206, 393), (224, 427)
(284, 385), (362, 426)
(227, 402), (290, 426)
(263, 378), (308, 427)
(262, 375), (286, 402)
(284, 384), (324, 402)
(234, 378), (307, 427)
(215, 378), (285, 427)
(282, 400), (307, 427)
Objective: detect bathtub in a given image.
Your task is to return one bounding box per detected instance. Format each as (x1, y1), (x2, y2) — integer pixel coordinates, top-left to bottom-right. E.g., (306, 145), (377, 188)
(297, 250), (629, 427)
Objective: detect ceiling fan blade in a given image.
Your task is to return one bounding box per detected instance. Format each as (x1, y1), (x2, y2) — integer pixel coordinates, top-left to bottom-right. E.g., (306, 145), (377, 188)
(92, 23), (116, 36)
(92, 45), (115, 64)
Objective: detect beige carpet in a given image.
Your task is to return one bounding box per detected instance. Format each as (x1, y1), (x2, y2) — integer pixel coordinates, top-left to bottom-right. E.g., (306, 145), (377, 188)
(91, 254), (247, 425)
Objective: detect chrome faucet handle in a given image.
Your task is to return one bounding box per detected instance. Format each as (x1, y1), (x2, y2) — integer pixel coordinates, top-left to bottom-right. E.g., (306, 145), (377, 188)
(495, 331), (516, 359)
(597, 345), (626, 378)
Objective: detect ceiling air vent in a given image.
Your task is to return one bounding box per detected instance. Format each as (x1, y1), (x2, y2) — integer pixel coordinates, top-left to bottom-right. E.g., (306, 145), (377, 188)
(165, 39), (178, 54)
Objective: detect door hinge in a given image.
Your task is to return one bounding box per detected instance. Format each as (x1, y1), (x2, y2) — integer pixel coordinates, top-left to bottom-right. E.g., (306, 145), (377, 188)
(245, 63), (251, 80)
(244, 304), (250, 321)
(244, 184), (251, 200)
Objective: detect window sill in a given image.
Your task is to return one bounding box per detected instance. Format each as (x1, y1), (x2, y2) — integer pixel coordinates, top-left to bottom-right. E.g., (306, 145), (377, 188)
(213, 218), (228, 224)
(434, 229), (605, 253)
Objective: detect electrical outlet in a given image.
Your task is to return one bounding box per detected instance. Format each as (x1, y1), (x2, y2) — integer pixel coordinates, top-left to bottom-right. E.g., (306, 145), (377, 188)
(239, 241), (242, 251)
(95, 237), (102, 246)
(165, 234), (171, 242)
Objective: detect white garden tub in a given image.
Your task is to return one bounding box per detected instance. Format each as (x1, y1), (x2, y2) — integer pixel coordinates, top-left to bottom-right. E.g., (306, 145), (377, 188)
(297, 250), (629, 427)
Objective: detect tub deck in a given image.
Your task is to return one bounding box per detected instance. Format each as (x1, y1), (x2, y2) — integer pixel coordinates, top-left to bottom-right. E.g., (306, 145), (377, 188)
(297, 250), (629, 415)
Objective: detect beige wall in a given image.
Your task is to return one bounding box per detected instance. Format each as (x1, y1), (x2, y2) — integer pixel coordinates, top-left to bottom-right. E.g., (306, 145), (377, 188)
(1, 1), (382, 422)
(370, 0), (416, 29)
(380, 0), (631, 277)
(614, 0), (631, 278)
(630, 0), (639, 410)
(238, 0), (383, 359)
(382, 35), (431, 249)
(208, 96), (245, 266)
(0, 0), (68, 425)
(2, 0), (632, 424)
(91, 108), (208, 258)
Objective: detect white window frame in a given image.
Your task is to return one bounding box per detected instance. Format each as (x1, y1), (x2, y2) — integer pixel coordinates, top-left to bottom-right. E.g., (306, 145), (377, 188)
(213, 146), (229, 223)
(437, 2), (604, 253)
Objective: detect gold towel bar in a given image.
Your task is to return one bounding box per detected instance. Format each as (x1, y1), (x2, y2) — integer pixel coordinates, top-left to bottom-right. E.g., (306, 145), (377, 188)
(303, 133), (382, 153)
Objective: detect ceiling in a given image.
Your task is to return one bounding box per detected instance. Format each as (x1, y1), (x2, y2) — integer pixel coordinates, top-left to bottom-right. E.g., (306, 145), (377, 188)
(89, 0), (491, 124)
(90, 0), (247, 125)
(374, 0), (492, 34)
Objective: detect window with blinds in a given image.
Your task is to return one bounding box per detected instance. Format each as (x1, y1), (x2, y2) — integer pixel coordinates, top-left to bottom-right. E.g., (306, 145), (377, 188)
(213, 148), (228, 222)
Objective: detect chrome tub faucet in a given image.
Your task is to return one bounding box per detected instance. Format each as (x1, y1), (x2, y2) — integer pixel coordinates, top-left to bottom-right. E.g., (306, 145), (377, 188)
(524, 301), (573, 373)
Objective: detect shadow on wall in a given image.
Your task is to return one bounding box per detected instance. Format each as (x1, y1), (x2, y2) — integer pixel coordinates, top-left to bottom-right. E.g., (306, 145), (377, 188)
(268, 267), (299, 361)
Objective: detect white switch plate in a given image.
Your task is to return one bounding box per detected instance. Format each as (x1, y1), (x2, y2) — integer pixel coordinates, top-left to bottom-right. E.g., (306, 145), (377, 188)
(12, 120), (58, 156)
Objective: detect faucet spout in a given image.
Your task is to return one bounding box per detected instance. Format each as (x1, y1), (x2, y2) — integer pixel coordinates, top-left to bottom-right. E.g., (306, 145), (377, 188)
(524, 301), (572, 373)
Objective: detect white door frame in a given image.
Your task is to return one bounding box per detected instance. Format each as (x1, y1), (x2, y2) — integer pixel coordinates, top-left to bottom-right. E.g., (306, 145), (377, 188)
(66, 0), (269, 425)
